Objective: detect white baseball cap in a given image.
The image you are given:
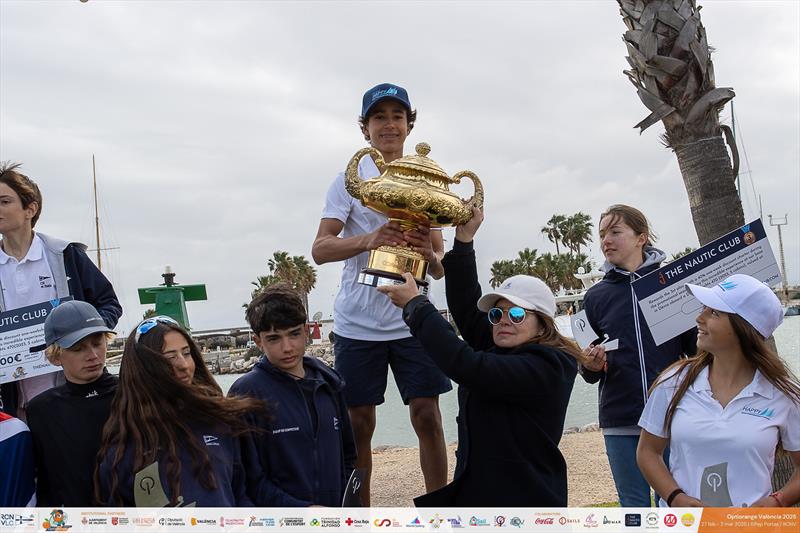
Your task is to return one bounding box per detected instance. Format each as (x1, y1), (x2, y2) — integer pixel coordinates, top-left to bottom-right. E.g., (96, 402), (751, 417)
(685, 274), (783, 338)
(477, 275), (557, 318)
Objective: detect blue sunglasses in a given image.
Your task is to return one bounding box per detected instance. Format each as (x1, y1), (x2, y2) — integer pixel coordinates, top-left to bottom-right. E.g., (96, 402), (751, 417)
(487, 306), (532, 325)
(135, 315), (180, 343)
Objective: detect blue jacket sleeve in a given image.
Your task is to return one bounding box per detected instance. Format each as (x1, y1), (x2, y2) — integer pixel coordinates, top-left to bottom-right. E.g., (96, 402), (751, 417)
(338, 390), (357, 490)
(239, 432), (312, 507)
(65, 244), (122, 328)
(405, 299), (573, 399)
(230, 435), (254, 507)
(577, 289), (604, 384)
(440, 239), (494, 351)
(0, 420), (36, 506)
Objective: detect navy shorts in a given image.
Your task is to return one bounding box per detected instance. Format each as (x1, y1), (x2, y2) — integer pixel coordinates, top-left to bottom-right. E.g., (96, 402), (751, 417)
(333, 334), (452, 407)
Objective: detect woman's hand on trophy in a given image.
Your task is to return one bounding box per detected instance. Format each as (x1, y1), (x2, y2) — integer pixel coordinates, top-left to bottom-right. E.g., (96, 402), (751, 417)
(377, 272), (419, 308)
(455, 206), (484, 243)
(363, 221), (405, 250)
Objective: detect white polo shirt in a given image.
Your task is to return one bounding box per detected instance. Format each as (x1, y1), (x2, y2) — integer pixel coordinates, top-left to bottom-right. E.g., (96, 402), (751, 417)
(322, 155), (428, 341)
(640, 366), (800, 507)
(0, 234), (58, 308)
(0, 234), (59, 408)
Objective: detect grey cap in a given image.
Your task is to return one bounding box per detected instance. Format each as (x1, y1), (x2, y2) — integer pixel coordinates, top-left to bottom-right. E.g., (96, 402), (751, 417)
(44, 300), (115, 349)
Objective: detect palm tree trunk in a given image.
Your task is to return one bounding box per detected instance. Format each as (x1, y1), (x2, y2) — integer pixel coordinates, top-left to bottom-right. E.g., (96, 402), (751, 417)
(674, 135), (744, 245)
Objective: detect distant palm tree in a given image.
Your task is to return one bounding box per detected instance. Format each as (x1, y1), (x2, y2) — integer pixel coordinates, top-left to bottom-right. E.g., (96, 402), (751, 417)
(557, 253), (591, 292)
(513, 248), (539, 276)
(532, 253), (560, 293)
(670, 246), (696, 262)
(489, 259), (516, 288)
(541, 214), (566, 255)
(142, 308), (158, 320)
(250, 251), (317, 314)
(561, 212), (594, 256)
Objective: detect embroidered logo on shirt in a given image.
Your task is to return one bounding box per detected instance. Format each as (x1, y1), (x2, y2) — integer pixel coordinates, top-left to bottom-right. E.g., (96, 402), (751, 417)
(272, 426), (300, 435)
(85, 390), (98, 398)
(333, 416), (339, 431)
(740, 405), (774, 419)
(203, 435), (220, 446)
(39, 275), (53, 288)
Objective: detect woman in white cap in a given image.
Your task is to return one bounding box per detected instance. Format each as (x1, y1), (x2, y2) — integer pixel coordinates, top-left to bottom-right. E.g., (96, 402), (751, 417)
(379, 207), (581, 507)
(637, 274), (800, 507)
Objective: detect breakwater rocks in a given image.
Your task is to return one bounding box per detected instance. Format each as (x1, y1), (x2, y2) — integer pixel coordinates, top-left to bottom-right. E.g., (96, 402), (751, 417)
(562, 422), (599, 435)
(307, 343), (334, 367)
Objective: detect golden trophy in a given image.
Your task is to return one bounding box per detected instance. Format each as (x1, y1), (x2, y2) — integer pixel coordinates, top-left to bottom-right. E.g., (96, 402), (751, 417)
(345, 142), (484, 294)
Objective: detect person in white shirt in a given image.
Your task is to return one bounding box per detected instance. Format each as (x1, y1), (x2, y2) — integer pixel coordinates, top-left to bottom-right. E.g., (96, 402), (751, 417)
(0, 162), (121, 420)
(311, 83), (451, 505)
(638, 274), (800, 508)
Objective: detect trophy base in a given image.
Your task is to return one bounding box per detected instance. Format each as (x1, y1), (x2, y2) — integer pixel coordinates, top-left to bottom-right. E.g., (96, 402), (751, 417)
(358, 270), (429, 296)
(368, 247), (428, 280)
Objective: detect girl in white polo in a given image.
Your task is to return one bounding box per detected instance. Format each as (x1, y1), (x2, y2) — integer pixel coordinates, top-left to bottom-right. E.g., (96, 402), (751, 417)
(637, 274), (800, 507)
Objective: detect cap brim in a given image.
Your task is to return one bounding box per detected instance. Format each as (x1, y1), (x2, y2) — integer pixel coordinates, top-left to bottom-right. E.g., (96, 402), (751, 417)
(55, 325), (115, 349)
(477, 291), (534, 313)
(685, 283), (735, 313)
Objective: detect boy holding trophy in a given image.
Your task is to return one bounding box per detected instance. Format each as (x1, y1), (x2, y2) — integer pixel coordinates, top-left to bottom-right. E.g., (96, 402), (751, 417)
(312, 83), (451, 505)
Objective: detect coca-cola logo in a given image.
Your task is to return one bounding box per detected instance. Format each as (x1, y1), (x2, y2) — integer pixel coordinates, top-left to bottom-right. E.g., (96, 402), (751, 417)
(535, 518), (554, 525)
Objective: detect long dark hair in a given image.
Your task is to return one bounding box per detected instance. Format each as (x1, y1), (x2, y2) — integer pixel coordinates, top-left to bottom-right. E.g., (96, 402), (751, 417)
(653, 314), (800, 437)
(94, 322), (267, 505)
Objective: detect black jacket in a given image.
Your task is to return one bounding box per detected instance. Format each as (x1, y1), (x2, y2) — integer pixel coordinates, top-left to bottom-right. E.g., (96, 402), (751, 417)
(0, 236), (122, 416)
(228, 356), (356, 507)
(407, 239), (577, 507)
(25, 370), (117, 506)
(578, 249), (696, 428)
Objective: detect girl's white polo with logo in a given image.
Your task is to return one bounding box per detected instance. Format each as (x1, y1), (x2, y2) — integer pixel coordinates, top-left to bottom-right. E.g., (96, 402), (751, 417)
(639, 366), (800, 507)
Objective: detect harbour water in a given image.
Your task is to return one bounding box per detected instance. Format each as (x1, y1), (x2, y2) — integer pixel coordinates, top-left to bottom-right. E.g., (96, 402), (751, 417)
(214, 318), (799, 447)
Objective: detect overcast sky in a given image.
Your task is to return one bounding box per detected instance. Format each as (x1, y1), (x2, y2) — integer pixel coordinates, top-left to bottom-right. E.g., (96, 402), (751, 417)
(1, 0), (797, 336)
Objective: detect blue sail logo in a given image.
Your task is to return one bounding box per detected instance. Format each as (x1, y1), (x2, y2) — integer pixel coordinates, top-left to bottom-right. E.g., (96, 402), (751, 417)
(741, 405), (775, 419)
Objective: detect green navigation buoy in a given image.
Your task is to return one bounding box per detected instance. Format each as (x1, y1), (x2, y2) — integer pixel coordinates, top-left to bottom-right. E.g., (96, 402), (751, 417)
(137, 266), (207, 330)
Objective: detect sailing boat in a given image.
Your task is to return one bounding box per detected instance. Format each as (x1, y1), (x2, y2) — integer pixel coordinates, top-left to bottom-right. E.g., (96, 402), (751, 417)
(87, 155), (119, 271)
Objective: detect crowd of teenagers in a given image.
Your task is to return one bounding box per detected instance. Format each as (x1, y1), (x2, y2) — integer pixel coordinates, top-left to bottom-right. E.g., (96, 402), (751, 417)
(1, 82), (798, 509)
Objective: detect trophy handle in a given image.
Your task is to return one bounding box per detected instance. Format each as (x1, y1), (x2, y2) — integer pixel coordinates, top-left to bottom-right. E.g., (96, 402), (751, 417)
(452, 170), (484, 210)
(345, 147), (386, 200)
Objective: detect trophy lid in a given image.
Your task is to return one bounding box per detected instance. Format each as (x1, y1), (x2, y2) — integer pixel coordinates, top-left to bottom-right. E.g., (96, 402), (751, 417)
(386, 142), (452, 184)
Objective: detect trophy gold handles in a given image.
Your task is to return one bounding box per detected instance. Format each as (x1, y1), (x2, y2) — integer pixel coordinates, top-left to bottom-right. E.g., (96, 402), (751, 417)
(451, 170), (485, 224)
(344, 147), (386, 200)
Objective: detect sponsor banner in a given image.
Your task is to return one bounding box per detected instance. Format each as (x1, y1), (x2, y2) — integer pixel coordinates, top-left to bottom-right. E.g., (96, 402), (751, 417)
(0, 507), (795, 532)
(631, 219), (780, 346)
(0, 297), (72, 384)
(698, 508), (799, 533)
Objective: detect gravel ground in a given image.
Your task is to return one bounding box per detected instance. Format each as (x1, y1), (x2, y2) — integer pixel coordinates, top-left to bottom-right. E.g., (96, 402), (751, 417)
(369, 429), (617, 507)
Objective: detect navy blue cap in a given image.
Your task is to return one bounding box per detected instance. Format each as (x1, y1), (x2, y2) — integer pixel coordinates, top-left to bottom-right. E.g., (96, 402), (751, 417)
(361, 83), (412, 118)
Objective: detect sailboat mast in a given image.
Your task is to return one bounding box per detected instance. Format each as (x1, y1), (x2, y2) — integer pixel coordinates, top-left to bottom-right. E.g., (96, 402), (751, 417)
(92, 154), (102, 271)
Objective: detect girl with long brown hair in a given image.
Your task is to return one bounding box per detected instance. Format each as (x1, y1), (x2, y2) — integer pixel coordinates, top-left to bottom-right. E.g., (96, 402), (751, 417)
(379, 207), (581, 507)
(94, 316), (266, 506)
(638, 274), (800, 507)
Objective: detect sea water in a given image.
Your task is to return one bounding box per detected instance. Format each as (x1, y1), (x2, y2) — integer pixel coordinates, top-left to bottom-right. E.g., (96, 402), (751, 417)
(213, 320), (798, 447)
